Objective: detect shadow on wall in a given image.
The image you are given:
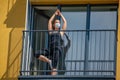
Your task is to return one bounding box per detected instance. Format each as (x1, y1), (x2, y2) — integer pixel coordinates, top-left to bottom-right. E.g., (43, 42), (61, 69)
(1, 0), (26, 79)
(1, 28), (22, 80)
(4, 0), (26, 28)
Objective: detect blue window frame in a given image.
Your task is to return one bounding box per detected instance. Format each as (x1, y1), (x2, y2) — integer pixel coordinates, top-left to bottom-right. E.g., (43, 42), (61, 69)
(20, 4), (118, 80)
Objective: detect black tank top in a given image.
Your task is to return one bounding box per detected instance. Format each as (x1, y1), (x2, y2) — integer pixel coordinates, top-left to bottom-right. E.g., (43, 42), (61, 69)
(49, 32), (64, 48)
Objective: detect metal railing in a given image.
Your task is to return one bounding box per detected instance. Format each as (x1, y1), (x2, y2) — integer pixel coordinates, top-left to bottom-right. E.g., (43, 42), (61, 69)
(20, 29), (117, 78)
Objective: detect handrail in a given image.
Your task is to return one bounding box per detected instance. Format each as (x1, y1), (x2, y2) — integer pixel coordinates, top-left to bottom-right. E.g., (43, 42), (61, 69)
(23, 29), (117, 32)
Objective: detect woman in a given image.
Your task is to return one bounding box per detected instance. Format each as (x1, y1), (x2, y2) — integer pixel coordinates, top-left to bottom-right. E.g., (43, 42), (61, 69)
(36, 9), (67, 75)
(48, 9), (67, 75)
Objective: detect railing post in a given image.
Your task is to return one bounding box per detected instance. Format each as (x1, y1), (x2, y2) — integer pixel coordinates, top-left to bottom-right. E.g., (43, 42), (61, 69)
(84, 4), (91, 75)
(114, 30), (117, 75)
(20, 31), (25, 75)
(21, 31), (28, 76)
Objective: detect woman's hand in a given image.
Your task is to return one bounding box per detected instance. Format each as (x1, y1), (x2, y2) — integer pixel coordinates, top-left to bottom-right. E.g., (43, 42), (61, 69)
(55, 9), (61, 15)
(58, 11), (61, 16)
(55, 10), (58, 15)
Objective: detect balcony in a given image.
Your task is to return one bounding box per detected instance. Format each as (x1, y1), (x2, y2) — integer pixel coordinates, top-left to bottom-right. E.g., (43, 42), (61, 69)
(19, 29), (117, 80)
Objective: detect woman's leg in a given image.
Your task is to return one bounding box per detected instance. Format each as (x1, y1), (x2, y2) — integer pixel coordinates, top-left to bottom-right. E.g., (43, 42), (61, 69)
(38, 55), (53, 69)
(51, 49), (60, 75)
(38, 55), (51, 63)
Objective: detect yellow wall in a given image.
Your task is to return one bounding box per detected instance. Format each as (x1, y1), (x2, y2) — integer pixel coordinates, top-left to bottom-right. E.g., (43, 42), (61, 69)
(30, 0), (118, 5)
(116, 0), (120, 80)
(0, 0), (120, 80)
(0, 0), (26, 79)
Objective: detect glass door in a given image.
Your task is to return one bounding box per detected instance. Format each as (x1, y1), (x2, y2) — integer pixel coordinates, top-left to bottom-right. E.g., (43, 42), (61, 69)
(61, 6), (87, 75)
(28, 5), (117, 76)
(88, 5), (117, 75)
(32, 6), (57, 75)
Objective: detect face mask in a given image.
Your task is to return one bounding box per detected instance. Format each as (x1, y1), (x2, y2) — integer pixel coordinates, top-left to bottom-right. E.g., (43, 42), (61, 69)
(55, 23), (60, 28)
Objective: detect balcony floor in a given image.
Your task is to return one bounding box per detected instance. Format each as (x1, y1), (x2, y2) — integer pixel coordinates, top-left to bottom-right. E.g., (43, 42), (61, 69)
(18, 75), (115, 80)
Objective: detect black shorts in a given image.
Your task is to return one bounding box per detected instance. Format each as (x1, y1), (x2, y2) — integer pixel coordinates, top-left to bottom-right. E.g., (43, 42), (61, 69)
(35, 47), (63, 68)
(34, 48), (49, 58)
(50, 47), (62, 68)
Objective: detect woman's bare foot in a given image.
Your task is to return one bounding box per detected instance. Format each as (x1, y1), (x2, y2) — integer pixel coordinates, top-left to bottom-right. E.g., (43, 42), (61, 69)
(51, 69), (57, 75)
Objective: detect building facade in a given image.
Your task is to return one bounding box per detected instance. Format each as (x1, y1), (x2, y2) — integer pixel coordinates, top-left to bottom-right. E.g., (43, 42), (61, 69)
(0, 0), (120, 80)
